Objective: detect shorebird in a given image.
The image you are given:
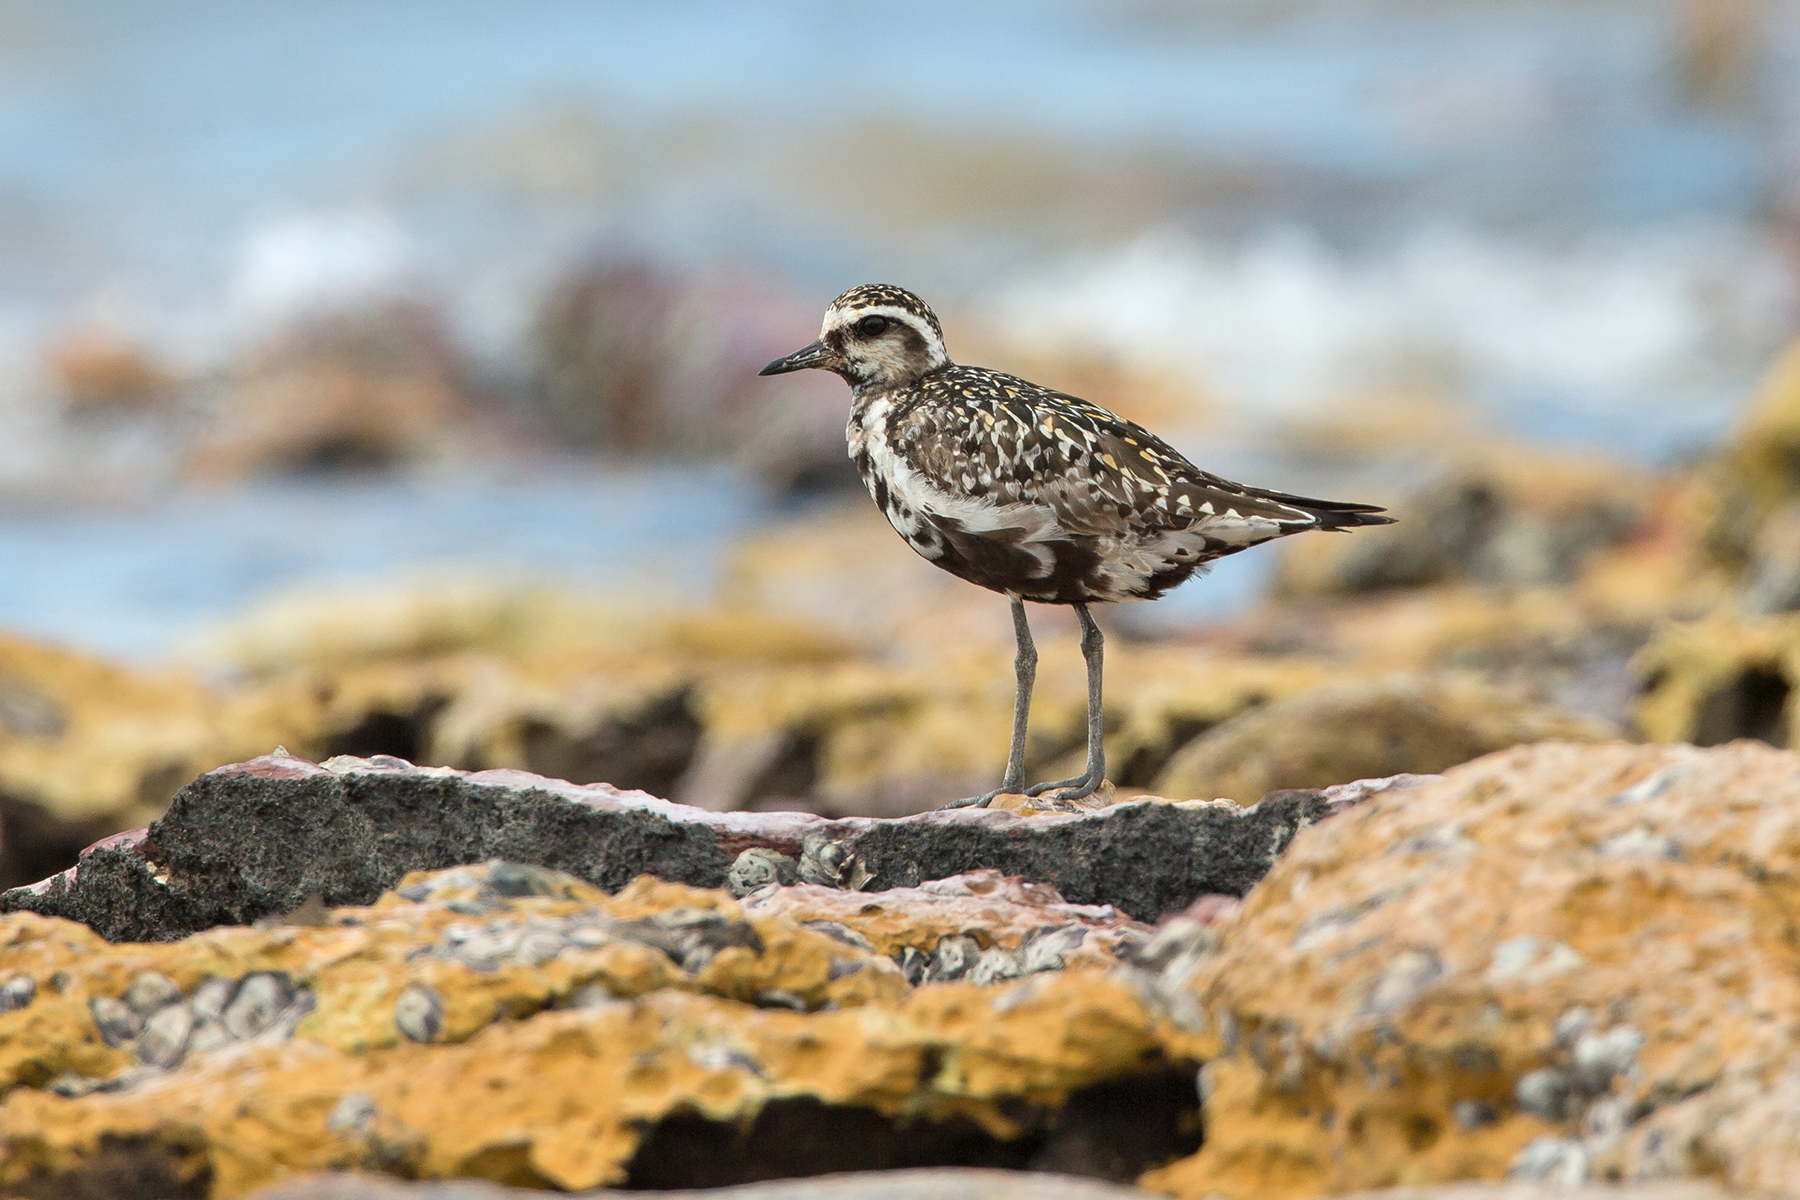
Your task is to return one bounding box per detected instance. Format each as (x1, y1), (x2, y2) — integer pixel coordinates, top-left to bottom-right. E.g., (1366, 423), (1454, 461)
(760, 284), (1394, 808)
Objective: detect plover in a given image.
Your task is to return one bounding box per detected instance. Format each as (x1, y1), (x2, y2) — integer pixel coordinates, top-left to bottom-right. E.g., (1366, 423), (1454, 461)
(761, 284), (1394, 808)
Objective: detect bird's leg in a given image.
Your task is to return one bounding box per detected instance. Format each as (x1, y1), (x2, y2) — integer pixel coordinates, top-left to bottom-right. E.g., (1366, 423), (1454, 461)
(1027, 603), (1106, 803)
(939, 596), (1037, 809)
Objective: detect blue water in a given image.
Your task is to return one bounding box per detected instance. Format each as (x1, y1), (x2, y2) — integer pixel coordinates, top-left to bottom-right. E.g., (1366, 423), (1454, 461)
(0, 1), (1792, 657)
(0, 466), (768, 660)
(0, 0), (1781, 298)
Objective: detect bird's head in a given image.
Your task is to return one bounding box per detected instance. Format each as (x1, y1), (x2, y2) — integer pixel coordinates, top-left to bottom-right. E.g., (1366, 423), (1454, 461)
(760, 284), (949, 389)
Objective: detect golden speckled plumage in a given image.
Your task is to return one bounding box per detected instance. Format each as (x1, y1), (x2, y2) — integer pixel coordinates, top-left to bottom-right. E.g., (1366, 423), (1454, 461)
(759, 283), (1394, 806)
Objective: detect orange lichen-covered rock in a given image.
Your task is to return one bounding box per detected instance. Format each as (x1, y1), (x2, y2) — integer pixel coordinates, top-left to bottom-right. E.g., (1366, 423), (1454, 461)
(1139, 740), (1800, 1199)
(241, 1166), (1174, 1198)
(1630, 610), (1800, 747)
(1151, 675), (1612, 802)
(0, 862), (1197, 1199)
(740, 869), (1151, 981)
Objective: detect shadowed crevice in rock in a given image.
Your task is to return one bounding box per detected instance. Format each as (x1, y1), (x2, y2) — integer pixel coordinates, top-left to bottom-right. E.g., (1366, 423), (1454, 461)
(0, 791), (121, 892)
(517, 686), (704, 798)
(243, 1168), (1168, 1198)
(5, 1133), (211, 1200)
(1690, 665), (1791, 747)
(623, 1066), (1202, 1189)
(0, 753), (1402, 941)
(321, 697), (453, 765)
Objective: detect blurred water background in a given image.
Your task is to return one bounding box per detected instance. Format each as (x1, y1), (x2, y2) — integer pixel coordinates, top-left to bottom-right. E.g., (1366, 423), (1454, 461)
(2, 0), (1798, 656)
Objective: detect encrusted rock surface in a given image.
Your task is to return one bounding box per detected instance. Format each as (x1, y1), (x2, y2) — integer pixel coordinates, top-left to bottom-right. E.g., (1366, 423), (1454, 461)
(1, 751), (1351, 939)
(236, 1176), (1733, 1200)
(243, 1167), (1164, 1198)
(1151, 675), (1611, 803)
(9, 742), (1800, 1199)
(1140, 739), (1800, 1199)
(1631, 610), (1800, 748)
(0, 862), (1203, 1198)
(1271, 445), (1648, 595)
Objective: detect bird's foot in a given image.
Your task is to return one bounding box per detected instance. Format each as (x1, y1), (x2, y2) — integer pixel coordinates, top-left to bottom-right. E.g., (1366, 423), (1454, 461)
(1024, 773), (1088, 798)
(938, 787), (1009, 810)
(1025, 773), (1107, 808)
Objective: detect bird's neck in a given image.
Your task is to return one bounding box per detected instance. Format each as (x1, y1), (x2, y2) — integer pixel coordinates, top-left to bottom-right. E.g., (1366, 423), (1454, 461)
(849, 360), (953, 401)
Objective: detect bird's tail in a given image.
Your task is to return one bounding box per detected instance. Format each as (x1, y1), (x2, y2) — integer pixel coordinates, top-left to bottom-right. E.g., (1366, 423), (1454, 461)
(1254, 486), (1397, 531)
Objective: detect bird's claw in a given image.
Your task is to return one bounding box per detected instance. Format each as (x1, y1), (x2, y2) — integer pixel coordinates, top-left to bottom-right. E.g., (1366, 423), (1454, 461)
(938, 788), (1004, 810)
(1024, 774), (1090, 799)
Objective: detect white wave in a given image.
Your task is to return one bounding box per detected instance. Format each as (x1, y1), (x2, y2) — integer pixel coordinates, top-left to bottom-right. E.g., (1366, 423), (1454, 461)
(227, 208), (416, 332)
(986, 223), (1799, 450)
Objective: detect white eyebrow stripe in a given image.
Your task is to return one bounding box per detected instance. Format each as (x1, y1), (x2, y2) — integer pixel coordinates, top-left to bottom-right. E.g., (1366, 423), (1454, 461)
(823, 305), (947, 368)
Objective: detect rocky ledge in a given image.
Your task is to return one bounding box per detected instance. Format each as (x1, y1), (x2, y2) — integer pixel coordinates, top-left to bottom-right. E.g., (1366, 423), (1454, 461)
(0, 751), (1416, 942)
(11, 740), (1800, 1199)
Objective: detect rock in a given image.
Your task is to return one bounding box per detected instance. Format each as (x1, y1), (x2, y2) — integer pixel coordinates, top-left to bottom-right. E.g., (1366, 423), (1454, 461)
(1697, 339), (1800, 572)
(0, 972), (35, 1013)
(1273, 446), (1647, 595)
(223, 972), (300, 1040)
(529, 261), (853, 492)
(740, 870), (1149, 973)
(0, 862), (1200, 1196)
(1339, 1187), (1730, 1200)
(1152, 675), (1613, 802)
(394, 982), (444, 1044)
(122, 970), (182, 1016)
(88, 994), (141, 1046)
(2, 751), (1358, 938)
(187, 576), (1350, 820)
(136, 1001), (195, 1068)
(1632, 611), (1800, 747)
(1138, 740), (1800, 1199)
(187, 302), (483, 481)
(726, 848), (800, 897)
(47, 327), (176, 413)
(241, 1167), (1167, 1198)
(0, 633), (219, 890)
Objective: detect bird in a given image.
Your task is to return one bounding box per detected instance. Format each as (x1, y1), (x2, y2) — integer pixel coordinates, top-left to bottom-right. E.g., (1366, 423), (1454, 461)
(760, 284), (1395, 809)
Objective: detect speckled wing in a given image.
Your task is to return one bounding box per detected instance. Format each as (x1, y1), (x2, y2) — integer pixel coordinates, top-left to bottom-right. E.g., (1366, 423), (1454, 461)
(897, 372), (1358, 550)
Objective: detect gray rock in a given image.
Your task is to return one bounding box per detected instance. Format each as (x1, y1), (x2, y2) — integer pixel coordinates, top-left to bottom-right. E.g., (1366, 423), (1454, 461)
(614, 909), (765, 974)
(1571, 1025), (1644, 1093)
(726, 848), (799, 897)
(1553, 1006), (1594, 1047)
(514, 927), (568, 967)
(798, 835), (873, 890)
(89, 994), (142, 1046)
(137, 1002), (195, 1068)
(2, 753), (1358, 940)
(238, 1166), (1167, 1198)
(395, 983), (443, 1043)
(223, 972), (296, 1040)
(189, 976), (239, 1024)
(967, 948), (1023, 986)
(1018, 924), (1087, 975)
(123, 970), (183, 1017)
(801, 920), (875, 952)
(1451, 1098), (1497, 1130)
(482, 862), (572, 899)
(327, 1093), (379, 1136)
(1508, 1135), (1588, 1185)
(3, 755), (1360, 942)
(0, 973), (34, 1013)
(187, 1018), (237, 1055)
(1514, 1067), (1577, 1122)
(561, 983), (619, 1009)
(930, 935), (982, 983)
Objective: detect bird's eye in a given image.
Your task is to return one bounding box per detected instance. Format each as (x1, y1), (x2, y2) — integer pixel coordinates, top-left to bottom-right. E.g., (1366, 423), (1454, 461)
(855, 315), (889, 337)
